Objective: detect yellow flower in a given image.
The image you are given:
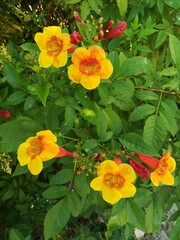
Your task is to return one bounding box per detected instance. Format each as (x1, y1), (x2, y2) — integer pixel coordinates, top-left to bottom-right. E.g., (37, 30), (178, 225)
(68, 46), (113, 90)
(150, 152), (176, 186)
(90, 160), (136, 204)
(17, 130), (59, 175)
(34, 26), (72, 68)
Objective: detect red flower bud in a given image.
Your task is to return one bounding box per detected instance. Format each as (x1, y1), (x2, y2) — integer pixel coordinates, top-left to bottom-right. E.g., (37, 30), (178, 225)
(0, 110), (11, 118)
(128, 158), (150, 180)
(104, 21), (127, 39)
(74, 11), (85, 25)
(134, 153), (159, 170)
(113, 154), (122, 165)
(67, 46), (76, 53)
(70, 31), (83, 45)
(103, 20), (114, 31)
(56, 147), (77, 158)
(98, 30), (105, 40)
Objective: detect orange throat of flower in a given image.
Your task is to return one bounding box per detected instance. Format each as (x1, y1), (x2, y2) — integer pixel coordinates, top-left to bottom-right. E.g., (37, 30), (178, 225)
(27, 137), (44, 160)
(103, 173), (125, 189)
(79, 58), (101, 76)
(156, 160), (168, 175)
(46, 36), (63, 56)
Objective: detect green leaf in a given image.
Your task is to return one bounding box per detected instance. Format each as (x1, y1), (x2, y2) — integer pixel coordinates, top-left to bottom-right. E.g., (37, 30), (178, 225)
(82, 139), (99, 149)
(9, 228), (24, 240)
(12, 164), (29, 177)
(159, 109), (178, 136)
(154, 30), (167, 48)
(66, 0), (82, 3)
(170, 216), (180, 240)
(74, 174), (90, 196)
(45, 105), (59, 132)
(169, 34), (180, 69)
(96, 109), (107, 139)
(108, 51), (120, 80)
(127, 199), (146, 231)
(112, 79), (134, 98)
(160, 67), (178, 76)
(24, 95), (36, 111)
(145, 196), (164, 232)
(98, 84), (110, 105)
(104, 108), (122, 135)
(5, 91), (26, 105)
(80, 0), (90, 20)
(21, 43), (39, 55)
(135, 90), (159, 101)
(29, 83), (52, 106)
(161, 99), (178, 117)
(119, 132), (159, 156)
(44, 199), (70, 240)
(116, 0), (128, 17)
(42, 186), (69, 199)
(133, 188), (152, 207)
(164, 0), (180, 9)
(87, 0), (100, 14)
(129, 104), (156, 122)
(50, 169), (74, 185)
(0, 119), (43, 152)
(143, 115), (167, 151)
(1, 58), (20, 88)
(67, 190), (82, 217)
(120, 56), (148, 76)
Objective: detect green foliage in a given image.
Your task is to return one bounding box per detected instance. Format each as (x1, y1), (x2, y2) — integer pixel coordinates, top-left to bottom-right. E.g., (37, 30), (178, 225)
(0, 0), (180, 239)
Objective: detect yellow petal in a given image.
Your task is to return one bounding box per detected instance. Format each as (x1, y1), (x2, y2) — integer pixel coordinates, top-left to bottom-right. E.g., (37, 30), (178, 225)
(36, 130), (57, 143)
(61, 33), (72, 50)
(38, 51), (54, 68)
(90, 176), (104, 191)
(17, 142), (31, 166)
(34, 32), (48, 51)
(118, 164), (136, 182)
(158, 171), (174, 185)
(54, 50), (68, 68)
(28, 157), (43, 175)
(71, 47), (90, 65)
(97, 160), (118, 176)
(119, 181), (136, 198)
(40, 143), (59, 161)
(68, 64), (81, 83)
(150, 172), (160, 186)
(99, 59), (113, 79)
(166, 156), (176, 172)
(43, 26), (61, 38)
(102, 185), (122, 204)
(89, 46), (106, 61)
(80, 74), (100, 90)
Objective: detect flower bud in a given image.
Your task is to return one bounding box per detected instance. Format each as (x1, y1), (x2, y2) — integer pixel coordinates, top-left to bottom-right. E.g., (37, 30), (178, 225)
(113, 154), (122, 165)
(56, 147), (77, 158)
(134, 153), (159, 170)
(128, 158), (150, 180)
(70, 31), (83, 45)
(103, 20), (114, 31)
(74, 11), (85, 25)
(0, 110), (11, 118)
(104, 21), (127, 39)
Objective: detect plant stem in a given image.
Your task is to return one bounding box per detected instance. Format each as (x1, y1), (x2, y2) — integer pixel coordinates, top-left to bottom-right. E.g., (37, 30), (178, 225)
(156, 91), (163, 116)
(135, 86), (180, 96)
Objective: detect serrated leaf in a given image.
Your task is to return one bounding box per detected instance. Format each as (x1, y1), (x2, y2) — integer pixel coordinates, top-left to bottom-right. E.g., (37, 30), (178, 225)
(161, 99), (178, 117)
(44, 199), (70, 240)
(160, 67), (177, 76)
(135, 90), (159, 101)
(9, 228), (24, 240)
(80, 0), (90, 20)
(68, 190), (82, 217)
(50, 169), (74, 185)
(120, 56), (148, 76)
(119, 132), (159, 156)
(108, 51), (120, 80)
(113, 79), (134, 98)
(129, 104), (156, 122)
(169, 34), (180, 69)
(96, 109), (107, 139)
(5, 91), (26, 105)
(104, 108), (122, 135)
(74, 174), (90, 196)
(159, 110), (178, 136)
(0, 119), (43, 152)
(154, 30), (167, 48)
(87, 0), (100, 14)
(82, 139), (99, 149)
(42, 186), (69, 199)
(143, 115), (167, 151)
(116, 0), (128, 17)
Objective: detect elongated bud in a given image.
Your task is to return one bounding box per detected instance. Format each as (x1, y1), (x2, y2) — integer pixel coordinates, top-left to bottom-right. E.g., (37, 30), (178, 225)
(74, 11), (85, 25)
(104, 21), (127, 39)
(134, 153), (159, 170)
(56, 147), (77, 158)
(103, 20), (114, 31)
(70, 31), (83, 45)
(128, 158), (150, 180)
(67, 46), (76, 53)
(98, 30), (105, 40)
(0, 110), (11, 118)
(113, 154), (122, 165)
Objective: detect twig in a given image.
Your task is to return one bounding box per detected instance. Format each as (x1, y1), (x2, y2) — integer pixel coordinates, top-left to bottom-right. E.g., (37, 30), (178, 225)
(134, 86), (180, 96)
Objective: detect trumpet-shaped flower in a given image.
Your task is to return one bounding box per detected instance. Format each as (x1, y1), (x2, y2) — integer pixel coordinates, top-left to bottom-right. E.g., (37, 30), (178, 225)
(34, 26), (72, 68)
(135, 152), (176, 186)
(17, 130), (59, 175)
(128, 158), (150, 180)
(90, 160), (136, 204)
(68, 46), (113, 90)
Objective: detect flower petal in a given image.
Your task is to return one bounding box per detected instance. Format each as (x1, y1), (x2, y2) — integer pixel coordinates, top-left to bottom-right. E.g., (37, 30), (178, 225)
(34, 32), (48, 51)
(158, 171), (174, 185)
(118, 164), (136, 182)
(68, 64), (81, 83)
(54, 50), (68, 68)
(71, 47), (90, 65)
(102, 185), (122, 204)
(43, 26), (61, 38)
(166, 156), (176, 172)
(99, 59), (113, 79)
(119, 181), (136, 198)
(61, 33), (73, 50)
(150, 172), (160, 186)
(36, 130), (57, 143)
(40, 143), (59, 161)
(80, 74), (100, 90)
(90, 176), (104, 191)
(38, 51), (54, 68)
(89, 46), (106, 61)
(17, 142), (31, 166)
(97, 160), (118, 176)
(28, 157), (43, 175)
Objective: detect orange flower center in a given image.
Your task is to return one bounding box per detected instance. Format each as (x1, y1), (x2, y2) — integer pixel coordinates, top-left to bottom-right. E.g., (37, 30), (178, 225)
(46, 36), (63, 56)
(103, 173), (124, 189)
(79, 58), (101, 75)
(27, 136), (44, 159)
(156, 161), (168, 175)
